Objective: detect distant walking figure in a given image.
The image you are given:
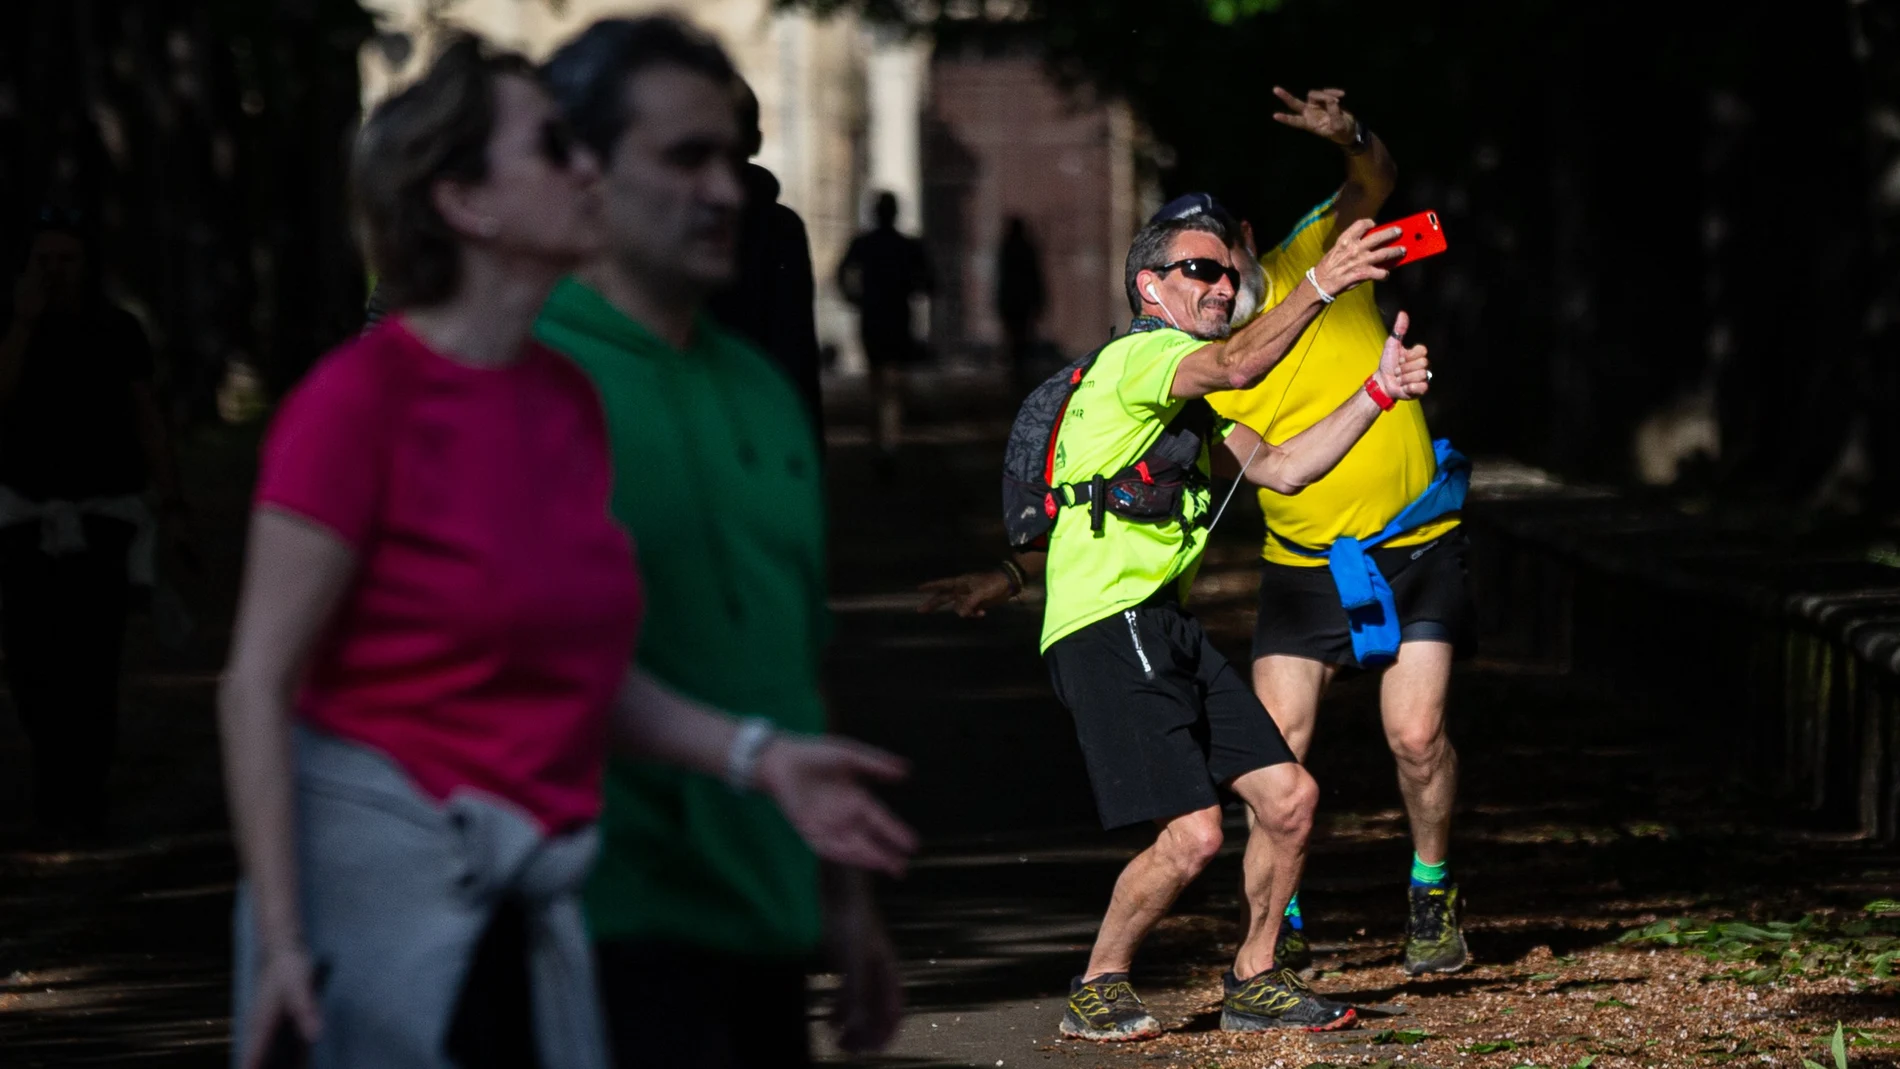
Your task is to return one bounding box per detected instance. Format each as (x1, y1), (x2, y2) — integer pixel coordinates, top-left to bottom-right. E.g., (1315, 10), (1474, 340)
(995, 216), (1046, 390)
(0, 207), (185, 839)
(837, 192), (932, 460)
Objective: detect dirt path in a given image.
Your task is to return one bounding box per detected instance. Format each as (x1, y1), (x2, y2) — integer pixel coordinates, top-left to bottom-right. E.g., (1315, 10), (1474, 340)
(0, 372), (1893, 1068)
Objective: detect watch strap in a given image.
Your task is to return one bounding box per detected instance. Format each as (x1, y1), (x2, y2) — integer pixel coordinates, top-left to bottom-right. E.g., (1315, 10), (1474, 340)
(1344, 120), (1370, 156)
(1363, 374), (1396, 412)
(725, 717), (777, 792)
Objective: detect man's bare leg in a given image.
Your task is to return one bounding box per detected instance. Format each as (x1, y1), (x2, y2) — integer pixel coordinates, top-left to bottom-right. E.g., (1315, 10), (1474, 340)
(1227, 761), (1319, 979)
(1083, 806), (1225, 979)
(1250, 655), (1339, 761)
(1383, 638), (1467, 974)
(1246, 655), (1337, 951)
(1380, 640), (1456, 865)
(1217, 760), (1354, 1032)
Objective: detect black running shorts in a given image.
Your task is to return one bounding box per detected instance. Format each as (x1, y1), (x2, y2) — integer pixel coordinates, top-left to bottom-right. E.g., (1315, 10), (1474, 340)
(1045, 594), (1297, 830)
(1251, 527), (1476, 667)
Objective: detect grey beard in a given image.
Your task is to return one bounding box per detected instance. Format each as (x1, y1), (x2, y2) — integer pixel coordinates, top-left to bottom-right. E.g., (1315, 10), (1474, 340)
(1229, 263), (1266, 327)
(1190, 318), (1233, 342)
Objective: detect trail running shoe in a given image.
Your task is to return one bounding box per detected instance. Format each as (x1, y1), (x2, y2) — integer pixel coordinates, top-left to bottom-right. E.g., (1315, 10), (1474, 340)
(1220, 967), (1357, 1032)
(1277, 916), (1313, 972)
(1058, 973), (1161, 1041)
(1403, 883), (1470, 975)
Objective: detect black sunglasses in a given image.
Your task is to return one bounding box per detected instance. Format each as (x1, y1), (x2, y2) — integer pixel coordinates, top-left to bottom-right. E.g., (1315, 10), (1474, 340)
(539, 119), (578, 170)
(1154, 258), (1240, 288)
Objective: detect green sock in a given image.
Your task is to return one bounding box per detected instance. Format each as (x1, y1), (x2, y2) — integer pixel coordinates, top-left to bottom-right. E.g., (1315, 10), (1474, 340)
(1410, 853), (1450, 888)
(1282, 891), (1303, 930)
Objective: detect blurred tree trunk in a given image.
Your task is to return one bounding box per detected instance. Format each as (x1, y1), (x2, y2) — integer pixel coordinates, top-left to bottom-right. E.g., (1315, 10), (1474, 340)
(1853, 0), (1900, 511)
(1711, 4), (1864, 498)
(257, 1), (375, 395)
(1543, 70), (1596, 474)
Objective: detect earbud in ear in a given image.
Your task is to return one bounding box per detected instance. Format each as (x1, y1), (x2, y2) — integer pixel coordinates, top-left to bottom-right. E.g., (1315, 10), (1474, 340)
(1146, 284), (1159, 301)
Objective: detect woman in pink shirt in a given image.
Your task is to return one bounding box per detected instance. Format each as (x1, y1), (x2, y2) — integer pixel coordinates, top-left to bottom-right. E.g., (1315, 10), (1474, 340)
(218, 36), (914, 1069)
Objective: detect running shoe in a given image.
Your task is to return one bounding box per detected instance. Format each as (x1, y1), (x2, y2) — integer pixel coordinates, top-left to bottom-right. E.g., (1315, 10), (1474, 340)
(1059, 973), (1161, 1041)
(1402, 883), (1469, 975)
(1219, 967), (1357, 1032)
(1276, 916), (1313, 972)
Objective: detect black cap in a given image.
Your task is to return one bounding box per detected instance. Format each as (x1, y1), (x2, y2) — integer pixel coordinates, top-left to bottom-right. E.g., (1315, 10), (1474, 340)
(1149, 192), (1234, 226)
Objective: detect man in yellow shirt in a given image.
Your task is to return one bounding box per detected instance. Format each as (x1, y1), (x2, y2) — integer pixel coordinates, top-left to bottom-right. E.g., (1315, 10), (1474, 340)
(1208, 87), (1471, 977)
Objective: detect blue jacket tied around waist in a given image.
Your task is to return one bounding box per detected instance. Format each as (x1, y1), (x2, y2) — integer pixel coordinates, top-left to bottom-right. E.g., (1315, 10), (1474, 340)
(1280, 440), (1469, 667)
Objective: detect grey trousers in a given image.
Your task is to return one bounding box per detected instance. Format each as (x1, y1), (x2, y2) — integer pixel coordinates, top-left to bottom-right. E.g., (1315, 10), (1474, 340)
(232, 726), (608, 1069)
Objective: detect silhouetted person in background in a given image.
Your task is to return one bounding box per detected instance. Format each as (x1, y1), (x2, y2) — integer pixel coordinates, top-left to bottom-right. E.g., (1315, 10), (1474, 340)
(837, 191), (932, 461)
(706, 79), (824, 440)
(995, 215), (1046, 390)
(0, 207), (184, 839)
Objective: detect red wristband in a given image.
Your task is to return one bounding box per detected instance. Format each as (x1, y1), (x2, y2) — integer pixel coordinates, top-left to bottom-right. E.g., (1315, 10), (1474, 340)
(1363, 374), (1396, 412)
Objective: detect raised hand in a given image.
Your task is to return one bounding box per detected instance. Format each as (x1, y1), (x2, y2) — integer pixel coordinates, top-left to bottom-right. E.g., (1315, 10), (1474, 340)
(1271, 86), (1356, 145)
(758, 736), (917, 877)
(1374, 311), (1431, 402)
(1311, 217), (1405, 297)
(917, 570), (1014, 618)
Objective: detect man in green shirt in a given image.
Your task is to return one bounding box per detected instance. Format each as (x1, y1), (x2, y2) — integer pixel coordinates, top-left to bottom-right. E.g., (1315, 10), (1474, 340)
(923, 201), (1429, 1036)
(538, 17), (907, 1067)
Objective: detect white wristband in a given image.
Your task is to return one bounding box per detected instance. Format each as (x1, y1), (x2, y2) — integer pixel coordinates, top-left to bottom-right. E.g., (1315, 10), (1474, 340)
(1305, 267), (1336, 304)
(725, 717), (776, 793)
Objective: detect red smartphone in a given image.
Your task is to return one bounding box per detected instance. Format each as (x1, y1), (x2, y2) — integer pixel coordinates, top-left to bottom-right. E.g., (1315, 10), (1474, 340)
(1370, 210), (1446, 267)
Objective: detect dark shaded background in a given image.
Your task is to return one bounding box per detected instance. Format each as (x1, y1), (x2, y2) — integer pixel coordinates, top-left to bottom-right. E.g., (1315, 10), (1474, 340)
(3, 0), (1897, 505)
(0, 0), (372, 410)
(817, 0), (1900, 505)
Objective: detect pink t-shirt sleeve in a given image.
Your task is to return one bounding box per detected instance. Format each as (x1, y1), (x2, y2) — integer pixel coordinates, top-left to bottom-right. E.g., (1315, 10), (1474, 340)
(255, 342), (391, 548)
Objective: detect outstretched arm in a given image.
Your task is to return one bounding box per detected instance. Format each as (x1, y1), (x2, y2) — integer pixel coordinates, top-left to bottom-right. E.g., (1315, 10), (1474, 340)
(609, 669), (916, 876)
(220, 509), (358, 1064)
(918, 550), (1046, 619)
(1168, 218), (1402, 399)
(1271, 87), (1398, 242)
(1220, 311), (1431, 493)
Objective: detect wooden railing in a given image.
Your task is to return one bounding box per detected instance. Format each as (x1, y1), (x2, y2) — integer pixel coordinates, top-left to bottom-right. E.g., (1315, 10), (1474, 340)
(1464, 461), (1900, 843)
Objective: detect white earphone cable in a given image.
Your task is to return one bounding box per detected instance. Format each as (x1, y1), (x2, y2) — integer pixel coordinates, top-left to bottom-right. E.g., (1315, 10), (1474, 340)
(1203, 301), (1334, 537)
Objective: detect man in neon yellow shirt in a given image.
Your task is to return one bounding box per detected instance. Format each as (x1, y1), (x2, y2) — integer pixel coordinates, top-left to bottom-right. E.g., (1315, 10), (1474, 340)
(924, 205), (1430, 1036)
(1208, 87), (1472, 977)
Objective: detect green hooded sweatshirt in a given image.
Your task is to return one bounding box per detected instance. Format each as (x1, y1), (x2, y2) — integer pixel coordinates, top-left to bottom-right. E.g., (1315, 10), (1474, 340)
(535, 277), (828, 957)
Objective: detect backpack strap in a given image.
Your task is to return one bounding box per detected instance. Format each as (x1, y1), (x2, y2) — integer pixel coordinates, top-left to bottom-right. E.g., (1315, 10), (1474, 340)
(1041, 358), (1094, 488)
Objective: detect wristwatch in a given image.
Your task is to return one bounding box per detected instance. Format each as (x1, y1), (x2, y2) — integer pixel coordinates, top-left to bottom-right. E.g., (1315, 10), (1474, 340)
(725, 717), (777, 793)
(1343, 120), (1370, 156)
